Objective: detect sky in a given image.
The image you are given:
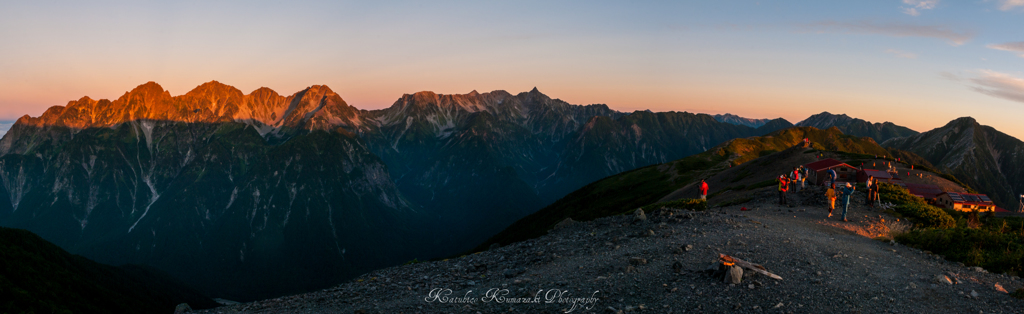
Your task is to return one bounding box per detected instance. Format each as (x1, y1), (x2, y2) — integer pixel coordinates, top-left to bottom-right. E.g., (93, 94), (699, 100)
(1, 1), (1023, 139)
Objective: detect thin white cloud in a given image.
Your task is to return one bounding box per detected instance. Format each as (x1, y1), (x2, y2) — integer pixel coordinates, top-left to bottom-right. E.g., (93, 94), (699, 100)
(987, 42), (1024, 57)
(901, 0), (939, 16)
(885, 49), (918, 58)
(803, 20), (973, 46)
(969, 70), (1024, 104)
(997, 0), (1024, 11)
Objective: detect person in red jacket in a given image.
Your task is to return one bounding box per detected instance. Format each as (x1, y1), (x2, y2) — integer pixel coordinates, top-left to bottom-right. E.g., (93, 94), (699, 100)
(699, 179), (709, 201)
(778, 175), (789, 205)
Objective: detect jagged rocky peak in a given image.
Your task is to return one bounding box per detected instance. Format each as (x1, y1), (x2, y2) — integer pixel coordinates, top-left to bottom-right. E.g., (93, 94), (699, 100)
(183, 80), (245, 102)
(948, 116), (978, 128)
(795, 111), (853, 126)
(286, 85), (362, 131)
(519, 87), (550, 101)
(3, 81), (373, 143)
(391, 90), (511, 114)
(125, 81), (172, 100)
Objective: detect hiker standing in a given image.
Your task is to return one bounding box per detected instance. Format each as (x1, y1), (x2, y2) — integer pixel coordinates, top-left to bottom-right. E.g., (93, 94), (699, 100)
(865, 176), (875, 206)
(778, 175), (789, 205)
(827, 168), (837, 187)
(791, 167), (801, 192)
(699, 179), (709, 201)
(871, 180), (880, 206)
(801, 166), (808, 189)
(826, 183), (837, 218)
(838, 182), (856, 222)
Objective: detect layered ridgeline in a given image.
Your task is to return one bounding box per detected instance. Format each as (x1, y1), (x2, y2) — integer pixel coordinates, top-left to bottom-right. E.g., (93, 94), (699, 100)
(0, 81), (792, 301)
(0, 226), (217, 313)
(796, 112), (918, 143)
(884, 117), (1024, 210)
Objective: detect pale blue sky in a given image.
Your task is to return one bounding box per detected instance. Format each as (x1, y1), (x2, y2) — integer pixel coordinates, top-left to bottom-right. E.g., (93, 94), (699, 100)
(1, 1), (1022, 139)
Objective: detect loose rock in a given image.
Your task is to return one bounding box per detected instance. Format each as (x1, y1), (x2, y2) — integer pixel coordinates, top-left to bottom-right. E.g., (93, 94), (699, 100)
(633, 209), (647, 223)
(725, 266), (743, 284)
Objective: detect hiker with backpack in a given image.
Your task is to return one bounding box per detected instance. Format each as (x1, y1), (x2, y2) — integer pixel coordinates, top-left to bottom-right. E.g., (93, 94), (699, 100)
(827, 168), (837, 187)
(838, 182), (856, 222)
(778, 175), (789, 205)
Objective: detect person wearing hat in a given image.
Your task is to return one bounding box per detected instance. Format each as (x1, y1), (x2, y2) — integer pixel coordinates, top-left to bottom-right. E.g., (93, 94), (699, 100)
(778, 175), (789, 205)
(838, 182), (856, 222)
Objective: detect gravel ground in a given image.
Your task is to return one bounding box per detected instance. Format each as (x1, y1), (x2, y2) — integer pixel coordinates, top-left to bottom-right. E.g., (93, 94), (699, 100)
(196, 186), (1024, 313)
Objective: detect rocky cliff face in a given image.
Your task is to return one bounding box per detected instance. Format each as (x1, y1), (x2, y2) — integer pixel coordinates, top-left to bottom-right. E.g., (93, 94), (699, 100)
(883, 117), (1024, 209)
(0, 81), (795, 301)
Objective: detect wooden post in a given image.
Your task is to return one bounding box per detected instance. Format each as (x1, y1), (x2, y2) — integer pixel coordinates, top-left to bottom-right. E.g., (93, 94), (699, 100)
(719, 253), (783, 280)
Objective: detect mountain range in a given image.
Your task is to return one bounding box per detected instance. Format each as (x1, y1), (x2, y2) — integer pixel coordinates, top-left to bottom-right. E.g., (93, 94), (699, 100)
(3, 81), (1021, 303)
(796, 111), (918, 143)
(0, 81), (794, 300)
(884, 117), (1024, 210)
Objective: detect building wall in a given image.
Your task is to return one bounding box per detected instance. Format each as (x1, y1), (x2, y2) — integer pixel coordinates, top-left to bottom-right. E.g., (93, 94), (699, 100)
(937, 194), (994, 212)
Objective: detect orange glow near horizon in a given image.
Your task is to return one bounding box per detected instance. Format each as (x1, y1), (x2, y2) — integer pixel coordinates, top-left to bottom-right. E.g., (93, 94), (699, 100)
(2, 78), (1021, 142)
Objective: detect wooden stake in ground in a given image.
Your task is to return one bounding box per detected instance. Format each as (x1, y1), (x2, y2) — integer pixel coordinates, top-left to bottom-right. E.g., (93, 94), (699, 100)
(719, 253), (783, 280)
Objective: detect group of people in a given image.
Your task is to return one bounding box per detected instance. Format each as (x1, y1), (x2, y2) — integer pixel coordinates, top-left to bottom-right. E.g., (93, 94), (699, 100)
(778, 166), (881, 222)
(695, 160), (883, 224)
(777, 166), (810, 205)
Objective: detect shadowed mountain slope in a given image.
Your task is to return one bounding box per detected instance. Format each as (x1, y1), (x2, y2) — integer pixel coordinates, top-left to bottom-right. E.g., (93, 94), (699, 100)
(0, 226), (217, 313)
(884, 117), (1024, 210)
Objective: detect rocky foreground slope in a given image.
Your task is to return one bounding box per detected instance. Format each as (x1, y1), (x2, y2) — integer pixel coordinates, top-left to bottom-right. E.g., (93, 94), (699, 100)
(196, 186), (1024, 313)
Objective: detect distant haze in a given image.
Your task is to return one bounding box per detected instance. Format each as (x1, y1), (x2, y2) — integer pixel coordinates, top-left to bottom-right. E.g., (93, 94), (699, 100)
(0, 121), (14, 137)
